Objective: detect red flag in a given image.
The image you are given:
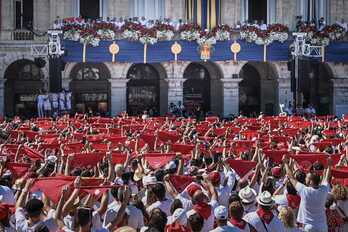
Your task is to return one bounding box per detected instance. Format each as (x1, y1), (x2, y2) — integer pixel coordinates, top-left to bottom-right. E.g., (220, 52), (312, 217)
(31, 176), (75, 203)
(169, 175), (194, 193)
(70, 153), (104, 168)
(263, 150), (289, 164)
(22, 146), (44, 160)
(226, 159), (257, 177)
(145, 153), (176, 169)
(290, 153), (341, 168)
(158, 131), (181, 143)
(171, 144), (195, 155)
(6, 163), (30, 178)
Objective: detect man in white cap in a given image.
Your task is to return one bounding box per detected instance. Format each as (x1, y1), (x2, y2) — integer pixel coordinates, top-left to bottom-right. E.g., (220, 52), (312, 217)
(238, 186), (257, 214)
(211, 206), (239, 232)
(243, 191), (285, 232)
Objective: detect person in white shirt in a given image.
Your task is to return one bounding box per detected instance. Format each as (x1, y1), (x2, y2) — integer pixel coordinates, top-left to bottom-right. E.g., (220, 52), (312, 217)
(278, 207), (302, 232)
(284, 155), (332, 232)
(59, 90), (66, 115)
(238, 186), (257, 215)
(244, 191), (285, 232)
(208, 170), (236, 208)
(43, 93), (52, 118)
(331, 184), (348, 231)
(51, 93), (59, 117)
(186, 180), (219, 232)
(37, 91), (45, 118)
(103, 187), (144, 230)
(65, 90), (72, 113)
(146, 183), (173, 216)
(211, 206), (239, 232)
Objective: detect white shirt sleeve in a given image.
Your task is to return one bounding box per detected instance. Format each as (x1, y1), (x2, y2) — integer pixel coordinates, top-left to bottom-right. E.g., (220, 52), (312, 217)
(295, 182), (306, 196)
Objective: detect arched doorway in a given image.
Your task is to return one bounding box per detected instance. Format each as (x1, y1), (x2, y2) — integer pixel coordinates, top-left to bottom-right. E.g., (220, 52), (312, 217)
(239, 62), (278, 116)
(239, 64), (261, 116)
(183, 62), (223, 117)
(299, 60), (333, 115)
(69, 63), (111, 115)
(127, 64), (163, 116)
(4, 59), (45, 118)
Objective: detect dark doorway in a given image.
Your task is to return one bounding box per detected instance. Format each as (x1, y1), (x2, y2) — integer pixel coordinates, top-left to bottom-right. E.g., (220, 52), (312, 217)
(15, 0), (33, 29)
(4, 59), (44, 118)
(183, 63), (211, 116)
(239, 64), (261, 116)
(80, 0), (100, 19)
(248, 0), (267, 23)
(127, 64), (160, 116)
(70, 63), (110, 116)
(299, 60), (333, 115)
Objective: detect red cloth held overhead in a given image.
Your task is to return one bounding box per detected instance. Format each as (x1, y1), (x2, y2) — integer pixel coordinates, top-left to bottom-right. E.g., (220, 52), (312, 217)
(226, 159), (257, 177)
(169, 175), (194, 193)
(144, 153), (176, 169)
(290, 153), (341, 168)
(171, 144), (195, 155)
(158, 131), (181, 143)
(22, 146), (44, 160)
(111, 152), (128, 165)
(263, 150), (289, 164)
(31, 176), (75, 203)
(70, 152), (104, 168)
(6, 163), (30, 178)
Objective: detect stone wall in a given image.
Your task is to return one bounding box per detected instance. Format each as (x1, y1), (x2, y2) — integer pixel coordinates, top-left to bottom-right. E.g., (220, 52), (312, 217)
(330, 0), (348, 23)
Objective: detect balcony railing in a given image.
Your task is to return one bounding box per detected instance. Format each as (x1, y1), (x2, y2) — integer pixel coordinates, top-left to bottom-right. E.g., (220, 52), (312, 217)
(13, 30), (34, 40)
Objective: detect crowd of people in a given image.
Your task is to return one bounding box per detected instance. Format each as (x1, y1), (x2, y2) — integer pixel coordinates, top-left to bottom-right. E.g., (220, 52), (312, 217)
(1, 113), (348, 232)
(36, 89), (72, 118)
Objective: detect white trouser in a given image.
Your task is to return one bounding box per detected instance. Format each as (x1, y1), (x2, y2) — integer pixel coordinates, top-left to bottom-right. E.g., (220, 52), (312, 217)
(37, 104), (44, 117)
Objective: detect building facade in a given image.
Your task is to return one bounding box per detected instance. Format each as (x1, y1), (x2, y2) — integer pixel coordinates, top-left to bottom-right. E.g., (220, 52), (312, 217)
(1, 0), (348, 117)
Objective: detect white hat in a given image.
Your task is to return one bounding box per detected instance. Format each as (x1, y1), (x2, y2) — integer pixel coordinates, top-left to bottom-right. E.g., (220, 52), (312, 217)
(238, 186), (257, 204)
(46, 155), (57, 163)
(142, 175), (157, 187)
(214, 206), (228, 220)
(165, 161), (177, 170)
(257, 191), (275, 206)
(168, 208), (187, 225)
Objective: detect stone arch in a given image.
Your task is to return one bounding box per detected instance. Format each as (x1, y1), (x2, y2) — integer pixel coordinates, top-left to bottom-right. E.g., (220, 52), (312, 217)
(183, 61), (224, 116)
(126, 63), (168, 116)
(68, 62), (112, 115)
(239, 62), (279, 116)
(3, 59), (47, 117)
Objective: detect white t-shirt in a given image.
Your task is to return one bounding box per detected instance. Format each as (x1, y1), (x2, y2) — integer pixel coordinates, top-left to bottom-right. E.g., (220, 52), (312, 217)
(15, 208), (58, 232)
(103, 202), (144, 229)
(295, 182), (329, 230)
(146, 199), (173, 216)
(210, 225), (240, 232)
(243, 211), (285, 232)
(186, 200), (218, 232)
(0, 185), (15, 205)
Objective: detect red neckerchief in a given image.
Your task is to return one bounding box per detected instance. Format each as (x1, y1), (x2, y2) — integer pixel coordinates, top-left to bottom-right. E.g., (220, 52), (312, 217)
(165, 222), (190, 232)
(229, 218), (247, 230)
(256, 208), (274, 224)
(193, 202), (211, 220)
(286, 194), (301, 209)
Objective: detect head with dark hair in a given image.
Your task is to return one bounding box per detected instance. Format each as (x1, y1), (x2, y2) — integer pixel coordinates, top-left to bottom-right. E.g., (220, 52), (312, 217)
(286, 181), (297, 195)
(151, 183), (166, 201)
(294, 170), (306, 184)
(170, 199), (183, 215)
(188, 213), (204, 232)
(261, 177), (275, 195)
(25, 199), (44, 220)
(111, 186), (124, 202)
(229, 201), (244, 220)
(74, 207), (93, 230)
(312, 161), (324, 171)
(229, 192), (241, 205)
(148, 208), (167, 232)
(305, 172), (321, 187)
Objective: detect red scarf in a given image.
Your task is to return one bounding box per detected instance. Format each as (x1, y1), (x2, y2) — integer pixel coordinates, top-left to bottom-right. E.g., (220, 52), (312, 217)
(165, 222), (190, 232)
(229, 218), (247, 230)
(256, 208), (274, 224)
(193, 202), (212, 220)
(286, 194), (301, 209)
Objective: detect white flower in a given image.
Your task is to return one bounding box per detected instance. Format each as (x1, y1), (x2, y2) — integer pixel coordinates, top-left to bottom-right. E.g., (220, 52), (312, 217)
(215, 30), (230, 41)
(156, 30), (174, 41)
(180, 31), (200, 41)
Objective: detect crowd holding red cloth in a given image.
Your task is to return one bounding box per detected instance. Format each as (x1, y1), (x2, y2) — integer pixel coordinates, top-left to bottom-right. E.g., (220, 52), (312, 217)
(1, 113), (348, 232)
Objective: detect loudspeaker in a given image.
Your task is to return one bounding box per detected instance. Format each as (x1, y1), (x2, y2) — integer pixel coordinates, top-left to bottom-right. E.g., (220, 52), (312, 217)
(49, 57), (63, 92)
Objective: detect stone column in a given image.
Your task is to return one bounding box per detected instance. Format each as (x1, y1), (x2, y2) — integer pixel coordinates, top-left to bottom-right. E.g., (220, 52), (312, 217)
(221, 78), (242, 117)
(332, 78), (348, 117)
(167, 78), (185, 106)
(110, 79), (128, 116)
(278, 78), (293, 113)
(0, 79), (4, 116)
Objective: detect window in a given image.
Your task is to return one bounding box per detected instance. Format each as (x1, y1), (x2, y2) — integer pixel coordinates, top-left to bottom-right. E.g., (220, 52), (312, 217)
(130, 0), (165, 19)
(73, 0), (108, 20)
(15, 0), (33, 29)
